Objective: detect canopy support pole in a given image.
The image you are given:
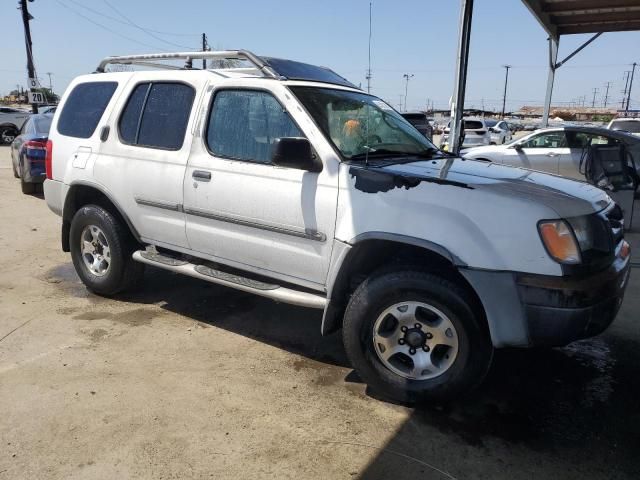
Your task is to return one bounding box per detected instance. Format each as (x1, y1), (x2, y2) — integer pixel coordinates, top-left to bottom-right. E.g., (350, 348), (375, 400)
(449, 0), (474, 154)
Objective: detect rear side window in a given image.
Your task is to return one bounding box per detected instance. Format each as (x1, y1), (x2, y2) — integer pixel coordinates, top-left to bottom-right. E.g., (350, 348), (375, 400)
(57, 82), (117, 138)
(206, 90), (303, 164)
(463, 120), (484, 130)
(118, 82), (195, 150)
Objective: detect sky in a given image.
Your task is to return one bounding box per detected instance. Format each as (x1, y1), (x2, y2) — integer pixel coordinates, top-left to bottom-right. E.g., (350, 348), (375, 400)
(3, 0), (640, 112)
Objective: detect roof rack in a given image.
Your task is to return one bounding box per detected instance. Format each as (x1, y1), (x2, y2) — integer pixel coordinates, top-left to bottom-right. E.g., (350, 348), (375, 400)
(96, 50), (281, 78)
(96, 50), (359, 89)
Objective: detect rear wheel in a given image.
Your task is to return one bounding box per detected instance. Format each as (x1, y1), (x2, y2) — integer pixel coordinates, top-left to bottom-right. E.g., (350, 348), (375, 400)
(343, 270), (493, 403)
(20, 165), (35, 194)
(70, 204), (144, 295)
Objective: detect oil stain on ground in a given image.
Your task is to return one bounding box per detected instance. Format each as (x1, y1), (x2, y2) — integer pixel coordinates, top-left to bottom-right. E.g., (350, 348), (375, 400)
(73, 308), (159, 327)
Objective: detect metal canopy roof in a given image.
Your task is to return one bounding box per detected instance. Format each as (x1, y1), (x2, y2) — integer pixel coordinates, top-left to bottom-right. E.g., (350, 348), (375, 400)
(522, 0), (640, 39)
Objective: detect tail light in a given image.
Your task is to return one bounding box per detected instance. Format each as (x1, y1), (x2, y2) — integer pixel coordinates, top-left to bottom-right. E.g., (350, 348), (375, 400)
(24, 139), (47, 159)
(45, 139), (53, 179)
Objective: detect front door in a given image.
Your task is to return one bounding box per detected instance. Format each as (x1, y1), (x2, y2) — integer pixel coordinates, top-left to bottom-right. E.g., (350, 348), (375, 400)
(183, 87), (338, 288)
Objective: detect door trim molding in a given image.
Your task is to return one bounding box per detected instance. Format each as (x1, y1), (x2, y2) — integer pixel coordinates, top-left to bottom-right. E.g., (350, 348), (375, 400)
(134, 197), (183, 212)
(184, 207), (326, 242)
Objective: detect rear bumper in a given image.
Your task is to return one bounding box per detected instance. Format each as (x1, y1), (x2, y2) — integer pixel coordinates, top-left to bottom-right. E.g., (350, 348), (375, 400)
(43, 179), (64, 217)
(460, 247), (631, 347)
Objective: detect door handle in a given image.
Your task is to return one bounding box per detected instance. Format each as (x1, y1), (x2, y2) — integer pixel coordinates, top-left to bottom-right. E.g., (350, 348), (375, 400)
(546, 152), (559, 157)
(192, 170), (211, 181)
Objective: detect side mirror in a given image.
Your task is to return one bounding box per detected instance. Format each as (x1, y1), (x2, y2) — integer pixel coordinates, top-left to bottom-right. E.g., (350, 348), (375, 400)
(271, 137), (322, 172)
(513, 143), (523, 151)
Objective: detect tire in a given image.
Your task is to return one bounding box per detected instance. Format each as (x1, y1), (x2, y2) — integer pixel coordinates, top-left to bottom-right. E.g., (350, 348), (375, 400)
(343, 270), (493, 404)
(0, 126), (18, 145)
(20, 167), (35, 194)
(69, 204), (144, 296)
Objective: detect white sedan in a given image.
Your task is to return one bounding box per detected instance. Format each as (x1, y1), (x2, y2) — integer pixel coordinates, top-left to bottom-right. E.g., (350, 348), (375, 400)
(462, 126), (640, 181)
(484, 119), (512, 144)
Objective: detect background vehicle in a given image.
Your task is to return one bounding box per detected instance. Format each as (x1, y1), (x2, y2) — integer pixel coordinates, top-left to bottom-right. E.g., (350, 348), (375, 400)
(38, 105), (58, 115)
(440, 117), (490, 149)
(484, 119), (512, 144)
(462, 125), (640, 182)
(10, 113), (52, 194)
(0, 106), (31, 145)
(400, 112), (433, 140)
(608, 118), (640, 136)
(44, 50), (630, 404)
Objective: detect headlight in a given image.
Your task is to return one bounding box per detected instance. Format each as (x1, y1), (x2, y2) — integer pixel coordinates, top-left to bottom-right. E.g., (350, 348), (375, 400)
(567, 216), (594, 252)
(538, 220), (582, 264)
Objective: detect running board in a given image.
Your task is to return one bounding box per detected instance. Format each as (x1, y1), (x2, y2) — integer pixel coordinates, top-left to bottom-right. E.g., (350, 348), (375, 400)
(132, 251), (327, 309)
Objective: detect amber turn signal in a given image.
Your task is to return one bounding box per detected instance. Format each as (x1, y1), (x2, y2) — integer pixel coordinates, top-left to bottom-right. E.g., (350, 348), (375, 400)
(538, 220), (581, 264)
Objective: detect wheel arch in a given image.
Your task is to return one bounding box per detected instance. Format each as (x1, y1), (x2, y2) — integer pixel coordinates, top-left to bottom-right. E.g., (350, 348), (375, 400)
(62, 182), (141, 252)
(321, 233), (486, 336)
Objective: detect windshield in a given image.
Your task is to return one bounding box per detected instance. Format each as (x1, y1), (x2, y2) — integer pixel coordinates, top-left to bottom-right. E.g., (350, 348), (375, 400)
(484, 119), (497, 127)
(610, 120), (640, 133)
(289, 86), (437, 159)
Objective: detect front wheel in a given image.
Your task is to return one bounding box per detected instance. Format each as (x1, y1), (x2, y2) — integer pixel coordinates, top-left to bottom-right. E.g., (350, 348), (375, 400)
(342, 270), (493, 403)
(70, 204), (144, 296)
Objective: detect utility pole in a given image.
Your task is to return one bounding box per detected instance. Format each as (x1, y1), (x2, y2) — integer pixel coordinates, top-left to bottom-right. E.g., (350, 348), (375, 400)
(603, 81), (612, 108)
(366, 1), (372, 94)
(19, 0), (38, 113)
(501, 65), (511, 119)
(621, 70), (631, 110)
(626, 62), (637, 113)
(201, 33), (208, 69)
(591, 87), (599, 108)
(398, 94), (403, 111)
(46, 71), (53, 92)
(403, 73), (414, 112)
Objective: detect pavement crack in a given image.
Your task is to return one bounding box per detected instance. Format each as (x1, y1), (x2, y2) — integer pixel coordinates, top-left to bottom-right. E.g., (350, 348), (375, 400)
(0, 318), (34, 344)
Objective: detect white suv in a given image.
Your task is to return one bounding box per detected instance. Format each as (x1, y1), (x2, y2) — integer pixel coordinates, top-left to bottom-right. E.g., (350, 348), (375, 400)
(440, 117), (491, 150)
(44, 50), (631, 403)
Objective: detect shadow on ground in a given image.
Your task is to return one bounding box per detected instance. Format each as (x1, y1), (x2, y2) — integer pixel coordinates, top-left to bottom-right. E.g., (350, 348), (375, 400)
(46, 245), (640, 479)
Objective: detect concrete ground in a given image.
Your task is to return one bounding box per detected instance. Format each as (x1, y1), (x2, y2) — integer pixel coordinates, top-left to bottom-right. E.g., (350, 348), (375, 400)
(0, 145), (638, 480)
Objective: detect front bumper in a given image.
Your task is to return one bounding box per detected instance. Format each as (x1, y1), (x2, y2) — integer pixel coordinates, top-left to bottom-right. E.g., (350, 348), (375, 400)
(460, 246), (631, 347)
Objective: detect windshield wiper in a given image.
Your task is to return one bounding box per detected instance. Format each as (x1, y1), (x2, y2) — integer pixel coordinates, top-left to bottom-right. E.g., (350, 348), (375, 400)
(349, 148), (441, 161)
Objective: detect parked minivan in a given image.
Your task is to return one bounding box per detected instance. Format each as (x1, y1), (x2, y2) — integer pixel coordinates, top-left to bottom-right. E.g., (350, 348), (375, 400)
(44, 50), (631, 404)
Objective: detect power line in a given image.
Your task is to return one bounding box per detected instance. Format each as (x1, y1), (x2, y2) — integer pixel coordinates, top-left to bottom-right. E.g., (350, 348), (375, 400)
(64, 0), (199, 37)
(54, 0), (166, 51)
(101, 0), (196, 50)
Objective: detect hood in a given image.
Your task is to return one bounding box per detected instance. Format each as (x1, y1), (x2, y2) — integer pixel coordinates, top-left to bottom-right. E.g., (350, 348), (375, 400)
(350, 157), (611, 218)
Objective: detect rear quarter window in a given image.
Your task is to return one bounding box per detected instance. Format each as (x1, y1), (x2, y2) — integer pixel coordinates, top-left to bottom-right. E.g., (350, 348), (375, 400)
(57, 82), (117, 138)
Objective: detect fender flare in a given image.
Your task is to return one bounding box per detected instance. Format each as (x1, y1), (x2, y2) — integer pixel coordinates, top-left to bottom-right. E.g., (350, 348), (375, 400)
(62, 181), (142, 247)
(320, 232), (465, 335)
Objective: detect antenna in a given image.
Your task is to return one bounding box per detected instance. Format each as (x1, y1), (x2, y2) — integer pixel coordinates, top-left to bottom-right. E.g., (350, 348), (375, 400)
(366, 2), (372, 94)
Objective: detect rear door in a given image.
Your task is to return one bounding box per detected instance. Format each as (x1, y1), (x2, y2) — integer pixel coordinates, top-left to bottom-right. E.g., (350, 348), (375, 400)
(95, 78), (204, 249)
(503, 130), (569, 174)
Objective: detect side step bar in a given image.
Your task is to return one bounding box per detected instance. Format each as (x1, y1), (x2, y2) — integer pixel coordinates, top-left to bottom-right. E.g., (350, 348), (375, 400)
(132, 250), (327, 309)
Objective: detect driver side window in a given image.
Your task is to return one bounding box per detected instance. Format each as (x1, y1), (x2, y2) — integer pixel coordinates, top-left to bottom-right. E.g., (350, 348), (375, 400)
(207, 90), (304, 164)
(521, 132), (566, 149)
